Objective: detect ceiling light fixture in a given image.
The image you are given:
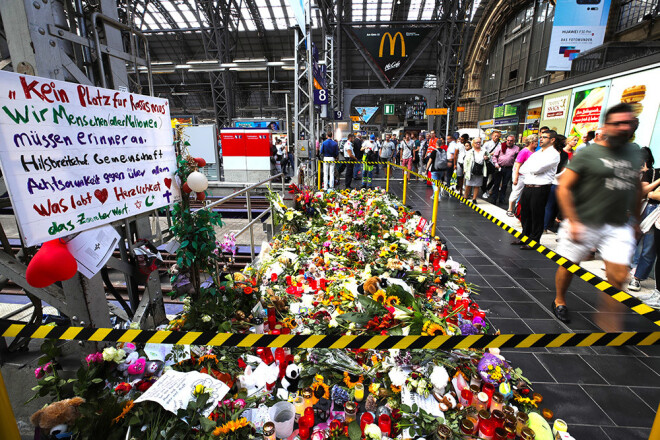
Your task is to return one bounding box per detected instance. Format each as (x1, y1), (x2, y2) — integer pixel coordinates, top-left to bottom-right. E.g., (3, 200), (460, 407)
(234, 58), (268, 63)
(220, 63), (239, 68)
(188, 60), (219, 65)
(174, 64), (192, 69)
(267, 61), (286, 66)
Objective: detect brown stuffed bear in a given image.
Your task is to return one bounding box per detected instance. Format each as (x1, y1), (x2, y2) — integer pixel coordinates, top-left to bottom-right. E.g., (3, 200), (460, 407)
(31, 397), (85, 436)
(362, 276), (382, 295)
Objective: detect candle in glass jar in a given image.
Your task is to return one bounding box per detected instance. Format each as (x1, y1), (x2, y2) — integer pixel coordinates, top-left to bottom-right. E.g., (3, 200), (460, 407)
(482, 382), (495, 406)
(475, 392), (489, 411)
(494, 427), (507, 440)
(344, 402), (357, 424)
(470, 375), (482, 388)
(478, 419), (495, 440)
(309, 278), (317, 289)
(515, 412), (529, 436)
(360, 412), (374, 434)
(267, 307), (277, 329)
(285, 275), (292, 286)
(263, 422), (276, 440)
(520, 427), (536, 440)
(460, 388), (474, 406)
(491, 410), (505, 428)
(294, 396), (305, 421)
(298, 425), (310, 440)
(302, 388), (313, 409)
(304, 407), (315, 427)
(460, 419), (476, 436)
(490, 392), (504, 413)
(378, 414), (391, 436)
(354, 383), (365, 402)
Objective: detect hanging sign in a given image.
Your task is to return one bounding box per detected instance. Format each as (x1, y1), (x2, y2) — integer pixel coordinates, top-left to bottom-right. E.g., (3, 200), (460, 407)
(546, 0), (612, 71)
(426, 108), (448, 116)
(0, 70), (180, 246)
(351, 28), (432, 83)
(313, 88), (328, 105)
(355, 106), (379, 123)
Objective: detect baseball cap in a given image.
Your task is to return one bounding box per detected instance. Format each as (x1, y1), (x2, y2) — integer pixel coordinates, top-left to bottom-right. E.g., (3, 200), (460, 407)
(370, 134), (376, 140)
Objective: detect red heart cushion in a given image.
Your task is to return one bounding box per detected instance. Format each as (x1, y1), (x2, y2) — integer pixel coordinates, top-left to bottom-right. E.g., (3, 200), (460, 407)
(26, 239), (78, 288)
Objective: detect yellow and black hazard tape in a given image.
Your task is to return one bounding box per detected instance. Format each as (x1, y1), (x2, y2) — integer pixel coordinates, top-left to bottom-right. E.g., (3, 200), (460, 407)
(384, 162), (660, 328)
(1, 322), (659, 349)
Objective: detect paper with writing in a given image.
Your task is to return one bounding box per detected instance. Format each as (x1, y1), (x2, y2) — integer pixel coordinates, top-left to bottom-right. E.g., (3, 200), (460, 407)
(66, 224), (120, 278)
(135, 370), (229, 417)
(401, 386), (444, 417)
(0, 70), (180, 246)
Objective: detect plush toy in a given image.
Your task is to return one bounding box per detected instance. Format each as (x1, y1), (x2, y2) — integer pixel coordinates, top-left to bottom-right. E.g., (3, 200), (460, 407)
(31, 397), (85, 438)
(277, 363), (301, 399)
(358, 276), (386, 295)
(438, 392), (459, 412)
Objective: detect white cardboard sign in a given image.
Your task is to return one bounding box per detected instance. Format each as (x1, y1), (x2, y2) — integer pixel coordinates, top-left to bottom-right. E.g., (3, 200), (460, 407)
(0, 71), (180, 246)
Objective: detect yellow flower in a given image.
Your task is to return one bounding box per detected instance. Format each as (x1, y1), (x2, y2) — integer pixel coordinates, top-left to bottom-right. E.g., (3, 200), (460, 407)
(389, 243), (398, 252)
(422, 323), (445, 336)
(112, 400), (134, 424)
(384, 296), (400, 307)
(372, 290), (386, 303)
(215, 418), (249, 435)
(198, 354), (218, 364)
(369, 383), (381, 394)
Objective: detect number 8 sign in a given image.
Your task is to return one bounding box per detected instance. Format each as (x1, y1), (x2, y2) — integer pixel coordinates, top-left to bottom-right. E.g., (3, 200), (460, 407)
(313, 88), (328, 105)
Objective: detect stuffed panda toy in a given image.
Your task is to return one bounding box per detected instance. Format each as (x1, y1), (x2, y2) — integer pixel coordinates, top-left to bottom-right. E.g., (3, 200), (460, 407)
(277, 363), (301, 399)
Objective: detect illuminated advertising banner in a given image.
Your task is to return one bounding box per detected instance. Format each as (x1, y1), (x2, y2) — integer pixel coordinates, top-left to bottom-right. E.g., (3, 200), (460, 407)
(546, 0), (611, 71)
(566, 80), (611, 146)
(355, 107), (379, 123)
(351, 28), (431, 82)
(606, 68), (660, 153)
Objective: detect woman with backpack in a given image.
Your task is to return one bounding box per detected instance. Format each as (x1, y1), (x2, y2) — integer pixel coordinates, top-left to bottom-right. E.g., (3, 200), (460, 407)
(463, 138), (489, 204)
(425, 141), (451, 196)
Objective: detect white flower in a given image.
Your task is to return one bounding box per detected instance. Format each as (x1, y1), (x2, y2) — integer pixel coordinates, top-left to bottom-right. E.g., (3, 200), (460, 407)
(388, 367), (408, 387)
(392, 307), (412, 321)
(201, 315), (212, 323)
(430, 365), (450, 392)
(348, 323), (356, 330)
(417, 275), (426, 283)
(364, 424), (382, 439)
(328, 318), (338, 328)
(129, 322), (140, 330)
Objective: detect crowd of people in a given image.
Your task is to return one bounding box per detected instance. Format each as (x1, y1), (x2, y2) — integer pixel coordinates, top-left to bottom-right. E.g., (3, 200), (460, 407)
(315, 101), (659, 325)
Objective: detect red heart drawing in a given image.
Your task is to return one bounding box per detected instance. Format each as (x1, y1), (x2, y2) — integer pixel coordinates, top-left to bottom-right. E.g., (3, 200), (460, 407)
(94, 188), (108, 204)
(164, 178), (172, 188)
(26, 239), (78, 288)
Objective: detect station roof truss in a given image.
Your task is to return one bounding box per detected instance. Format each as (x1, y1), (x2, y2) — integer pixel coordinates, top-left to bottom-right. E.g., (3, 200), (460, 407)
(116, 0), (481, 119)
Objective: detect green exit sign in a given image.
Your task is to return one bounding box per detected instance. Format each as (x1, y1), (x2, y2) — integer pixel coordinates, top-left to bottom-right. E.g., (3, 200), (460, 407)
(384, 104), (394, 115)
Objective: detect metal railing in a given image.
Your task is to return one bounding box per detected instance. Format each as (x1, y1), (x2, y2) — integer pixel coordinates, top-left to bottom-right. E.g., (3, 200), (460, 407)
(616, 0), (659, 33)
(203, 173), (286, 261)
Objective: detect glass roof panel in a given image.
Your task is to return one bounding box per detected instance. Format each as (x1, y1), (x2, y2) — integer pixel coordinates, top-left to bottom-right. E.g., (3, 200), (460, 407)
(408, 0), (422, 20)
(420, 5), (433, 19)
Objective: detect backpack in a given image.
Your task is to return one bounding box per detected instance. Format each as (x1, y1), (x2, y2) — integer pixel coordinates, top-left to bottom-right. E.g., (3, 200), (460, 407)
(434, 148), (448, 170)
(366, 149), (378, 162)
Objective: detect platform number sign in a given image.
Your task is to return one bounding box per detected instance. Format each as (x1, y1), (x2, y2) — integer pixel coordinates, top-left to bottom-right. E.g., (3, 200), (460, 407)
(384, 104), (394, 115)
(334, 110), (343, 120)
(314, 88), (328, 105)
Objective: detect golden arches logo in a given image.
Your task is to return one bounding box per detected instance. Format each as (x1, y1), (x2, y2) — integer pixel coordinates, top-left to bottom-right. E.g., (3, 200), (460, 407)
(379, 32), (405, 57)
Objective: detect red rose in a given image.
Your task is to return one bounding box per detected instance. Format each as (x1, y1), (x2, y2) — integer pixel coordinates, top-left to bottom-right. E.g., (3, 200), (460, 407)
(136, 380), (153, 392)
(114, 382), (132, 394)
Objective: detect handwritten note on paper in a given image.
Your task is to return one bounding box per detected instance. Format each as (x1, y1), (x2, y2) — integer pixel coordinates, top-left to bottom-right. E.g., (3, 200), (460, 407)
(67, 224), (120, 278)
(0, 71), (181, 246)
(401, 386), (444, 417)
(135, 370), (230, 417)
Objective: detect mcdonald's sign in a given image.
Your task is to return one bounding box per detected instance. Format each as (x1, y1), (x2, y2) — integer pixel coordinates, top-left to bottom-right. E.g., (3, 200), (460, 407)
(379, 32), (406, 58)
(352, 27), (431, 83)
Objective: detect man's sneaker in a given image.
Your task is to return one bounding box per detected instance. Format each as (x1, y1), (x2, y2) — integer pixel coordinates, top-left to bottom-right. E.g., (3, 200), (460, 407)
(482, 192), (490, 199)
(628, 278), (641, 292)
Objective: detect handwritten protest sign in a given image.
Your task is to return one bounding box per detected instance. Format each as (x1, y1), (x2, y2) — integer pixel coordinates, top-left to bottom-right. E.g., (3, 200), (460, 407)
(0, 71), (180, 246)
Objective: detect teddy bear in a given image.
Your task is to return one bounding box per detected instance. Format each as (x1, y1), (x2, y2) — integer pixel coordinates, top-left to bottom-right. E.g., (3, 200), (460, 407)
(31, 397), (85, 438)
(358, 276), (387, 295)
(277, 363), (301, 400)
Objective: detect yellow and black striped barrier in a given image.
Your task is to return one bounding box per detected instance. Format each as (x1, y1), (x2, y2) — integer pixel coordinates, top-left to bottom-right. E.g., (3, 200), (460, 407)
(1, 322), (659, 349)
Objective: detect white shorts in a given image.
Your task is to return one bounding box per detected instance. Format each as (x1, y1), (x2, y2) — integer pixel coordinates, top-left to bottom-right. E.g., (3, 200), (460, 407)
(556, 220), (636, 266)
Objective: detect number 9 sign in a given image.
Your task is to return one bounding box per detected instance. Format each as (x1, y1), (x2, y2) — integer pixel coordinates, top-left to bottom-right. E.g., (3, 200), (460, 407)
(313, 88), (328, 105)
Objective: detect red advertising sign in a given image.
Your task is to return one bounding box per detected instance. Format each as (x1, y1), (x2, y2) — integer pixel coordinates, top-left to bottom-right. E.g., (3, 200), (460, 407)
(572, 106), (602, 124)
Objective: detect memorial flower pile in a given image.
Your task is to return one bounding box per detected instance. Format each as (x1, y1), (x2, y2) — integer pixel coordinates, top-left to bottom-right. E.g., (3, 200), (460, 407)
(28, 187), (562, 440)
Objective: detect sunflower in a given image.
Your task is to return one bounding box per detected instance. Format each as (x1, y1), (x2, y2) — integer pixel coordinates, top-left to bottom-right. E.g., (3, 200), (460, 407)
(372, 290), (386, 304)
(198, 354), (218, 365)
(112, 400), (134, 424)
(310, 375), (330, 404)
(343, 371), (364, 389)
(389, 243), (398, 252)
(384, 295), (400, 307)
(390, 384), (402, 393)
(282, 317), (297, 329)
(422, 322), (445, 336)
(214, 418), (249, 435)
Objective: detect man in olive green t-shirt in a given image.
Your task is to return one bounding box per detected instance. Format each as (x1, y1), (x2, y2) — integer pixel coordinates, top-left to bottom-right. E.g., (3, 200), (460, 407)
(553, 103), (642, 331)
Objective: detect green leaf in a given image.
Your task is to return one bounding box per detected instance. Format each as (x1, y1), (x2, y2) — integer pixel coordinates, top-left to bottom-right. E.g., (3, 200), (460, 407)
(348, 421), (362, 440)
(91, 378), (104, 383)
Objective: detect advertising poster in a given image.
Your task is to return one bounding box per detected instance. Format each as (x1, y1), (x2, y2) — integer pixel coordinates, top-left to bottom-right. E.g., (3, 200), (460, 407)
(539, 89), (573, 133)
(351, 28), (431, 82)
(0, 70), (180, 246)
(355, 107), (379, 123)
(605, 68), (660, 151)
(566, 80), (611, 146)
(546, 0), (612, 71)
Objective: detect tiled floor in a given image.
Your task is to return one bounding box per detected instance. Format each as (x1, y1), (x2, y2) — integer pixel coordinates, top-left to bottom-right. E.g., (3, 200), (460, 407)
(389, 180), (659, 440)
